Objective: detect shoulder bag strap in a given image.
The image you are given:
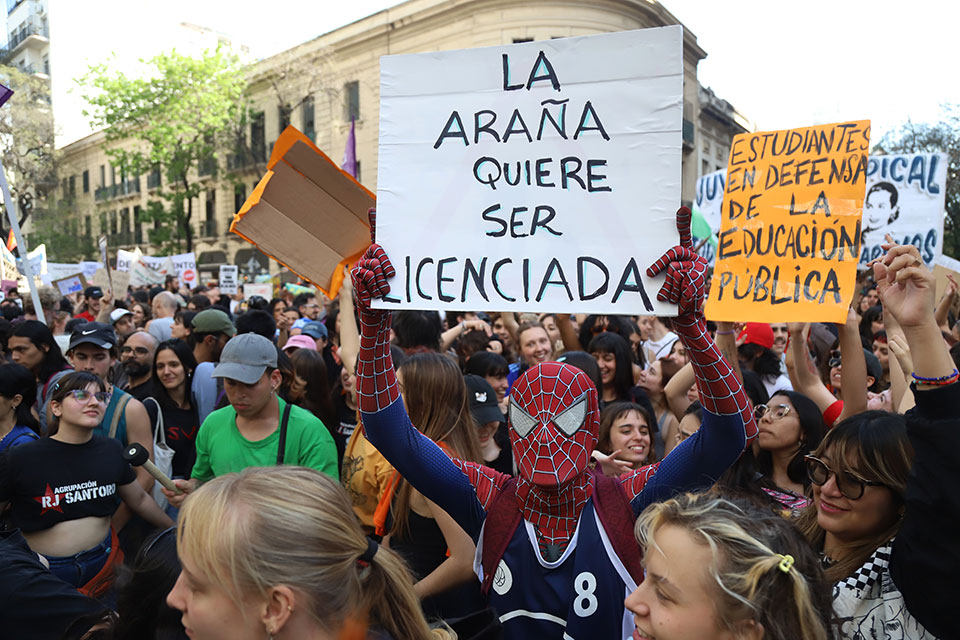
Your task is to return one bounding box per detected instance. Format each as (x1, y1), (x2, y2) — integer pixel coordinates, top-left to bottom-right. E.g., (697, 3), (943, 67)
(146, 397), (166, 446)
(276, 401), (292, 466)
(109, 394), (131, 440)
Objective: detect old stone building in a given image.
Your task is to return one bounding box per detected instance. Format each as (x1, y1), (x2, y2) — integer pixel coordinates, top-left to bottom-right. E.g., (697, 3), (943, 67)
(51, 0), (747, 280)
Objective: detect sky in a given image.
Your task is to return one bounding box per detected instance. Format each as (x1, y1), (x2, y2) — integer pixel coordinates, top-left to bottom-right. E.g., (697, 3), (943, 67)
(160, 0), (958, 142)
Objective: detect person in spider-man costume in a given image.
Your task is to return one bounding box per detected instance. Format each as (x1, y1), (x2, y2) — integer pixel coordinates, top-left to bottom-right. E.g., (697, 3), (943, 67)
(353, 207), (757, 639)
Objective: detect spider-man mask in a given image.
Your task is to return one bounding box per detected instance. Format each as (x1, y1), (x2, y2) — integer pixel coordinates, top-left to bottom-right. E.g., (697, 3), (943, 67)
(508, 362), (599, 488)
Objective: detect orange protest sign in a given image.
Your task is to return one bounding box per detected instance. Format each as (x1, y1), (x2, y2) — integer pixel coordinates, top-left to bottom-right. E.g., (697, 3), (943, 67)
(705, 120), (870, 324)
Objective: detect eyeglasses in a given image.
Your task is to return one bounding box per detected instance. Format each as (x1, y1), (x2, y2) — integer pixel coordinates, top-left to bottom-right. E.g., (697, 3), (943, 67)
(121, 346), (151, 356)
(804, 455), (884, 500)
(754, 403), (792, 421)
(66, 389), (111, 405)
(828, 350), (842, 368)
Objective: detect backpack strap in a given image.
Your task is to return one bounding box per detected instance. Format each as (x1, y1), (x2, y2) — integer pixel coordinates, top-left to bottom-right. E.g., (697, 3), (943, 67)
(109, 393), (131, 441)
(276, 401), (292, 465)
(480, 476), (523, 595)
(591, 468), (645, 586)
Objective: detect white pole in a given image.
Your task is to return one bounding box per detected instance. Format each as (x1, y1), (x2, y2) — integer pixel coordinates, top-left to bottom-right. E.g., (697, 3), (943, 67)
(0, 161), (45, 324)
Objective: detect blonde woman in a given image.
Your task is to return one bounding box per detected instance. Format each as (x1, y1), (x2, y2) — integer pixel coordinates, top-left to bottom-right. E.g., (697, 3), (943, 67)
(167, 466), (452, 640)
(627, 492), (834, 640)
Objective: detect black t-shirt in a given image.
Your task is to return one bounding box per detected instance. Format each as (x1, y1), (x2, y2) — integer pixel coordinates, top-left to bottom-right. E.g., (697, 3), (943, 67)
(336, 394), (358, 439)
(127, 379), (155, 402)
(143, 397), (199, 478)
(0, 435), (136, 532)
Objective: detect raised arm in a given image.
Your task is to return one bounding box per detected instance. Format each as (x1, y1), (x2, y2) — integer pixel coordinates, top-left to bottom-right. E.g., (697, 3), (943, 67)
(786, 323), (836, 413)
(621, 207), (758, 508)
(836, 306), (868, 422)
(353, 211), (493, 537)
(664, 361), (695, 420)
(874, 243), (959, 640)
(338, 265), (359, 376)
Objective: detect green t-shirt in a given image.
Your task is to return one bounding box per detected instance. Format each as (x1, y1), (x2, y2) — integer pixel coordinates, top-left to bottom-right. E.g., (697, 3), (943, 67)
(191, 397), (337, 482)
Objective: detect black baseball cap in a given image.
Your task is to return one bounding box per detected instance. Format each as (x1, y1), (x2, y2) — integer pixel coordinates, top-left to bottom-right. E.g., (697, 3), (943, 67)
(68, 322), (118, 352)
(464, 374), (505, 426)
(84, 286), (104, 299)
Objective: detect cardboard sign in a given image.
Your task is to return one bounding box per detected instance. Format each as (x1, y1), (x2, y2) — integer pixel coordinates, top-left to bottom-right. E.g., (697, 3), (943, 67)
(859, 152), (948, 266)
(374, 27), (683, 314)
(116, 250), (197, 289)
(52, 273), (86, 297)
(219, 265), (239, 294)
(243, 283), (274, 300)
(706, 120), (871, 323)
(231, 126), (374, 299)
(90, 268), (130, 295)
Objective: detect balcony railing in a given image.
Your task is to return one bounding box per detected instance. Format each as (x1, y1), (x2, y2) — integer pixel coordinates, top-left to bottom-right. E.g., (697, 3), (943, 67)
(94, 179), (141, 201)
(0, 15), (48, 60)
(147, 172), (161, 189)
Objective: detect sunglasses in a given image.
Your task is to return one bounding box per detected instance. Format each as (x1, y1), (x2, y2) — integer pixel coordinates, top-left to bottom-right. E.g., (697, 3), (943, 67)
(66, 389), (111, 405)
(828, 350), (842, 368)
(754, 403), (792, 421)
(804, 455), (884, 500)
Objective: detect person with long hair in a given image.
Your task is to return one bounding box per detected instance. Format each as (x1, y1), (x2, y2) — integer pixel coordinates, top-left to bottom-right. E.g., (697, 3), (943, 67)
(516, 321), (553, 368)
(0, 371), (173, 596)
(0, 363), (41, 453)
(588, 332), (636, 405)
(627, 491), (834, 640)
(167, 466), (453, 640)
(8, 320), (72, 433)
(145, 340), (200, 483)
(288, 348), (340, 462)
(130, 301), (151, 329)
(634, 357), (680, 459)
(794, 243), (959, 638)
(386, 352), (485, 620)
(754, 390), (825, 512)
(594, 402), (656, 475)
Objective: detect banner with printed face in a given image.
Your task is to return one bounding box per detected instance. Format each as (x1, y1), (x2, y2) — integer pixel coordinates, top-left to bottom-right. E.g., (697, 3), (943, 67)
(859, 152), (948, 266)
(706, 120), (871, 324)
(374, 27), (684, 314)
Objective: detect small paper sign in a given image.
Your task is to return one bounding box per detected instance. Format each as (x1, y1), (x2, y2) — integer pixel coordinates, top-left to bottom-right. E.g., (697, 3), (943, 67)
(52, 273), (86, 297)
(219, 265), (239, 295)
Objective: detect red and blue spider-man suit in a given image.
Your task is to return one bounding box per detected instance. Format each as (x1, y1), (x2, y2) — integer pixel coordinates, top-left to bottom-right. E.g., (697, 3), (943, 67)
(353, 208), (757, 639)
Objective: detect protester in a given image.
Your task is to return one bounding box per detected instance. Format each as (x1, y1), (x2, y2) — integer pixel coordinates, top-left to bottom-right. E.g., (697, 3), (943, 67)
(167, 466), (453, 640)
(130, 301), (151, 328)
(796, 242), (958, 638)
(288, 348), (339, 460)
(189, 308), (235, 365)
(110, 308), (136, 339)
(463, 350), (510, 417)
(675, 401), (702, 446)
(465, 374), (512, 475)
(282, 333), (317, 355)
(171, 309), (196, 341)
(633, 358), (680, 458)
(291, 291), (321, 330)
(594, 401), (656, 475)
(0, 362), (40, 453)
(164, 333), (338, 508)
(8, 320), (72, 433)
(738, 322), (793, 397)
(0, 371), (173, 595)
(588, 331), (637, 405)
(627, 491), (834, 640)
(147, 292), (178, 342)
(515, 320), (553, 367)
(75, 286), (104, 323)
(144, 340), (199, 486)
(353, 208), (758, 638)
(639, 315), (678, 363)
(119, 330), (159, 400)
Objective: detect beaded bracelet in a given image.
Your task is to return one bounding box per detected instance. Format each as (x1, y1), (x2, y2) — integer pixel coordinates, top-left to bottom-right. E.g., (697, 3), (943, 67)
(716, 330), (736, 335)
(911, 369), (960, 386)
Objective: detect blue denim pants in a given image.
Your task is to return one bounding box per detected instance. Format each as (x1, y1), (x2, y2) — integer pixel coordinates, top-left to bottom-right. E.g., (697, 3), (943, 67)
(43, 528), (112, 588)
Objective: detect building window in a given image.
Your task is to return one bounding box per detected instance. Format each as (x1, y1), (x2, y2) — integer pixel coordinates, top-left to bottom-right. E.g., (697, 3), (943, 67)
(61, 177), (67, 198)
(134, 206), (142, 244)
(69, 175), (76, 198)
(109, 210), (118, 235)
(702, 160), (710, 177)
(110, 165), (116, 185)
(344, 81), (359, 121)
(99, 165), (105, 187)
(99, 212), (107, 235)
(82, 170), (89, 193)
(251, 111), (265, 163)
(278, 104), (291, 134)
(302, 96), (315, 140)
(84, 215), (91, 237)
(203, 189), (216, 236)
(234, 183), (246, 212)
(513, 37), (534, 43)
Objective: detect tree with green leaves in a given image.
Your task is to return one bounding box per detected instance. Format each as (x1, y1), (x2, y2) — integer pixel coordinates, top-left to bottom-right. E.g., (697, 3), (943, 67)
(0, 64), (57, 231)
(875, 107), (960, 258)
(79, 46), (246, 253)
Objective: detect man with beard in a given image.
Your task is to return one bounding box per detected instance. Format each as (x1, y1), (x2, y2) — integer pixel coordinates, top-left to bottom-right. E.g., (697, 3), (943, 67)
(120, 331), (159, 401)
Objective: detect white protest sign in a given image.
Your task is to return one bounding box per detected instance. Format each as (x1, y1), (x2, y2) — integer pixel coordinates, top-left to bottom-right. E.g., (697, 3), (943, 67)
(117, 250), (197, 289)
(52, 273), (85, 297)
(16, 244), (46, 277)
(694, 169), (726, 237)
(219, 265), (239, 294)
(859, 152), (948, 266)
(374, 27), (683, 314)
(243, 283), (273, 300)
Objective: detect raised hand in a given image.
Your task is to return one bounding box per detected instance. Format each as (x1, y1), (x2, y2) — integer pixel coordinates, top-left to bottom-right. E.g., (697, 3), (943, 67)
(351, 209), (395, 311)
(871, 243), (936, 329)
(646, 207), (709, 317)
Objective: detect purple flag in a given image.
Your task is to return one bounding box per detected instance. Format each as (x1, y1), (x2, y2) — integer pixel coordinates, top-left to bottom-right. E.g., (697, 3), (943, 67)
(0, 83), (13, 109)
(341, 118), (356, 177)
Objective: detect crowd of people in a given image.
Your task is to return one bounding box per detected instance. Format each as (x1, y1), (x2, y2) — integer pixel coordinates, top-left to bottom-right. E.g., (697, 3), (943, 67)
(0, 209), (956, 640)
